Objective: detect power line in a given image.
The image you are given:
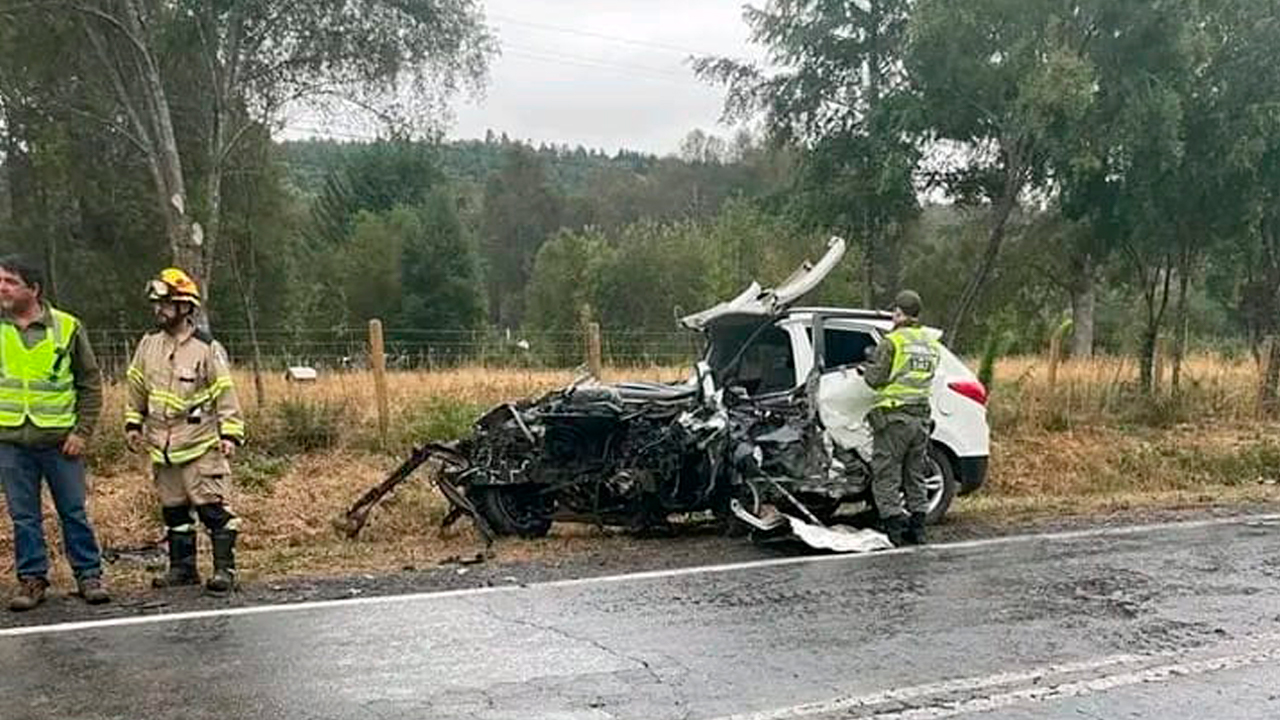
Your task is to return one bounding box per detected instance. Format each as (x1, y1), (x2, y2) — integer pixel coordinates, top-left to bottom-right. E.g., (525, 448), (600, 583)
(489, 13), (712, 57)
(503, 43), (694, 79)
(502, 49), (699, 86)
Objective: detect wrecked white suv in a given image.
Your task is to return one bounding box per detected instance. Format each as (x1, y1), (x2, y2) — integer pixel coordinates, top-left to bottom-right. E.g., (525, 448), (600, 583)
(348, 238), (990, 547)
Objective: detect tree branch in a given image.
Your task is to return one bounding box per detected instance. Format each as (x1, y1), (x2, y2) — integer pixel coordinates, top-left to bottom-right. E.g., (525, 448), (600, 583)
(80, 15), (156, 165)
(58, 103), (150, 156)
(216, 117), (257, 166)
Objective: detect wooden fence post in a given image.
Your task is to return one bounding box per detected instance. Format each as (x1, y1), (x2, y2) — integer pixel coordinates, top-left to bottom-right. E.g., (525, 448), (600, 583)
(369, 319), (389, 448)
(587, 322), (603, 379)
(579, 304), (602, 378)
(1154, 336), (1168, 395)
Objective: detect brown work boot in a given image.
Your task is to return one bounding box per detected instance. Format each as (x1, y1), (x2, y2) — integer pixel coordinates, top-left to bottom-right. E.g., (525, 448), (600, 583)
(76, 577), (111, 605)
(8, 577), (48, 612)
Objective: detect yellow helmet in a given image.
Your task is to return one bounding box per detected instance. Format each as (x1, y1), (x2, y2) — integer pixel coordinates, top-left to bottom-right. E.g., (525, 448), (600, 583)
(147, 267), (201, 307)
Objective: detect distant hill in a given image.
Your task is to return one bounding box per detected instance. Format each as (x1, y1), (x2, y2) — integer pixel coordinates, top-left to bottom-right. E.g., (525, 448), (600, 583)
(279, 137), (665, 197)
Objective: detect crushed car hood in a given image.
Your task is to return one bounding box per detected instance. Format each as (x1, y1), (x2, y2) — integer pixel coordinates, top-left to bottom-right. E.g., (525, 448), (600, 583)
(609, 380), (697, 402)
(679, 236), (847, 331)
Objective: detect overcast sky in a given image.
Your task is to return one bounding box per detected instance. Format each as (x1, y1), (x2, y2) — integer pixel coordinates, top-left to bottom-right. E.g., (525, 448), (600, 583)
(447, 0), (765, 155)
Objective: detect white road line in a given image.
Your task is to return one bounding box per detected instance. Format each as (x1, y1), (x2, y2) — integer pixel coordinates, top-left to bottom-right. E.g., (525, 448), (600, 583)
(867, 644), (1280, 719)
(0, 512), (1276, 639)
(713, 634), (1280, 720)
(712, 654), (1152, 720)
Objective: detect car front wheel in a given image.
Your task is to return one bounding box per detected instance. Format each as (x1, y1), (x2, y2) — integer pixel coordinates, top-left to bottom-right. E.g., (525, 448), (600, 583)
(470, 485), (555, 538)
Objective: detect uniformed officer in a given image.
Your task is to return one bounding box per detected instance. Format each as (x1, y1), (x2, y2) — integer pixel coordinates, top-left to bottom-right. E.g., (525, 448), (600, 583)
(862, 290), (941, 546)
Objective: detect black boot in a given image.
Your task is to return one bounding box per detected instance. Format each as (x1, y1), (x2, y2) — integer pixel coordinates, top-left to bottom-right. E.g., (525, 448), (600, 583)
(906, 512), (928, 546)
(153, 530), (200, 588)
(206, 529), (237, 595)
(883, 516), (910, 547)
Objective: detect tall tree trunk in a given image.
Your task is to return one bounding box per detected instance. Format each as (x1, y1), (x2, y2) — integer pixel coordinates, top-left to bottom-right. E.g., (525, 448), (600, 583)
(107, 1), (202, 277)
(948, 182), (1019, 348)
(3, 107), (34, 239)
(1139, 324), (1157, 394)
(1139, 258), (1174, 394)
(1260, 219), (1280, 414)
(202, 161), (224, 297)
(246, 295), (266, 408)
(0, 148), (10, 227)
(1171, 248), (1192, 393)
(861, 231), (876, 308)
(42, 210), (58, 304)
(1069, 252), (1095, 359)
(228, 228), (266, 407)
(864, 0), (882, 310)
(881, 222), (904, 307)
(1262, 335), (1280, 416)
(198, 6), (246, 296)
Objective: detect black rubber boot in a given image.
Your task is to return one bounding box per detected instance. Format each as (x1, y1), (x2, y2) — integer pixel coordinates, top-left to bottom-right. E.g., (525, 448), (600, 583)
(906, 512), (928, 546)
(153, 530), (200, 588)
(883, 516), (910, 547)
(206, 529), (237, 595)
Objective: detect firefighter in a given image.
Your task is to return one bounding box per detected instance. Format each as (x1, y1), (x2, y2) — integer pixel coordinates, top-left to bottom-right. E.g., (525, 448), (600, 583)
(861, 290), (942, 547)
(124, 269), (245, 593)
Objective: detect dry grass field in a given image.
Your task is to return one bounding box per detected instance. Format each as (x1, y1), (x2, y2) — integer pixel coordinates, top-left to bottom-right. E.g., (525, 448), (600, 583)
(1, 357), (1277, 593)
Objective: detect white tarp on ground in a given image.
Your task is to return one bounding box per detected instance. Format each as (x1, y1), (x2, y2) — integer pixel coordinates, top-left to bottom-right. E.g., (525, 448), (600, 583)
(730, 499), (894, 553)
(785, 515), (894, 553)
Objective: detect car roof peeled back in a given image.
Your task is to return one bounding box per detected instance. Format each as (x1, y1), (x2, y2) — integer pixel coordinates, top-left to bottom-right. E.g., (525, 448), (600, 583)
(679, 237), (847, 331)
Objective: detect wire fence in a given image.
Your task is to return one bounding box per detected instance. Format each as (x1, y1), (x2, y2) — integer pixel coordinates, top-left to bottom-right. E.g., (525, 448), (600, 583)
(86, 326), (703, 378)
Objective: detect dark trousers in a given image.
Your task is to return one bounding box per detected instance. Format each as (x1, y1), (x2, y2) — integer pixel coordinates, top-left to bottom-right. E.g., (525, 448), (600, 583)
(0, 442), (103, 581)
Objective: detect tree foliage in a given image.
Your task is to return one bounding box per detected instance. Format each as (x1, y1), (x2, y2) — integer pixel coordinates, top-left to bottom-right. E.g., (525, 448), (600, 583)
(3, 0), (1280, 405)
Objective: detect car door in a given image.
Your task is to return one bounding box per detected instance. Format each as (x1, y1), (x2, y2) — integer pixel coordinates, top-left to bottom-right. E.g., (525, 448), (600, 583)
(812, 319), (882, 459)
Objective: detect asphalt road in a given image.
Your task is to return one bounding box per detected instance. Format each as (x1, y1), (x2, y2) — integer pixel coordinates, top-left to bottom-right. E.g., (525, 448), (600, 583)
(3, 515), (1280, 720)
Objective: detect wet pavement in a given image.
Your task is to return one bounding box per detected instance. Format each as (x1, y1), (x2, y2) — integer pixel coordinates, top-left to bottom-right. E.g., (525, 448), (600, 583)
(3, 515), (1280, 719)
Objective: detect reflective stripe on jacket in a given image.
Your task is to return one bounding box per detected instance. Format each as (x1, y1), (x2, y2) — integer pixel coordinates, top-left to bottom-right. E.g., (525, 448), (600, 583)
(0, 307), (79, 429)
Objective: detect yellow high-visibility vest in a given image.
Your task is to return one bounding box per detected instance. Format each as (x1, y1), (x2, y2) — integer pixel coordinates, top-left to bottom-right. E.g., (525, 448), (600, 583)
(0, 307), (80, 429)
(874, 326), (941, 410)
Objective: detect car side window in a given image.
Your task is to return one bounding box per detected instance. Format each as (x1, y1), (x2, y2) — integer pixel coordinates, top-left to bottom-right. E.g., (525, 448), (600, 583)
(823, 327), (877, 370)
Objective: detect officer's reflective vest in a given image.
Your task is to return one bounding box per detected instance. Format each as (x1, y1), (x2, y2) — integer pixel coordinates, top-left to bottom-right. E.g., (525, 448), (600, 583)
(874, 325), (941, 410)
(0, 307), (79, 429)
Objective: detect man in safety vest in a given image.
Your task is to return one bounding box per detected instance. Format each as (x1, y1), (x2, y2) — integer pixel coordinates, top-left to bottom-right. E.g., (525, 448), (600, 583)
(0, 255), (109, 611)
(125, 269), (246, 594)
(861, 290), (942, 547)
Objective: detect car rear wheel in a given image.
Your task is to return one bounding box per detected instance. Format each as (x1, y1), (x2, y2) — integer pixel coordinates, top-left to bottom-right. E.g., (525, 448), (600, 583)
(924, 445), (959, 524)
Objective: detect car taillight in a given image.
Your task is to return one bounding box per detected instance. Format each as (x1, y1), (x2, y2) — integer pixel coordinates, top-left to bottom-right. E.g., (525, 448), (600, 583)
(948, 379), (988, 406)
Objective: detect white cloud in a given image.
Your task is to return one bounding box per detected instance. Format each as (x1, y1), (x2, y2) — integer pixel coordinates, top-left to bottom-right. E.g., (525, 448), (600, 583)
(449, 0), (764, 154)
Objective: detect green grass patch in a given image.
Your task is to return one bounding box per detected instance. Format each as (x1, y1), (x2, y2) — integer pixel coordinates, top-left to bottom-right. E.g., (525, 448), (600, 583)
(255, 397), (347, 454)
(391, 397), (487, 449)
(234, 451), (292, 494)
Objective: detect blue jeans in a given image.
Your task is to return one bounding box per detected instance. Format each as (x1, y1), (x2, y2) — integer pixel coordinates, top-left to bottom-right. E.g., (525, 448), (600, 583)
(0, 443), (103, 581)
